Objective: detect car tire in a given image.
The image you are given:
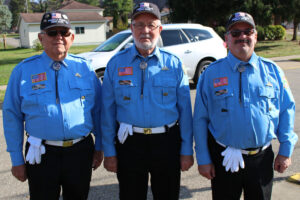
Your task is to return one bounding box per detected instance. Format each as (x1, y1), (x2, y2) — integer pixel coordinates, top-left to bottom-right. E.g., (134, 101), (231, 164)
(193, 60), (213, 84)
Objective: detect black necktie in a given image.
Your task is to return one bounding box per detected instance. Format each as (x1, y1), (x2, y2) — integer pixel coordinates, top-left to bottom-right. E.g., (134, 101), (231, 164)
(52, 62), (61, 104)
(139, 61), (147, 98)
(238, 63), (246, 103)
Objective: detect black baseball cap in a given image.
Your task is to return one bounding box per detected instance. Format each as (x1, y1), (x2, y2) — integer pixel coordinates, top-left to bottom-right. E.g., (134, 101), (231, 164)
(132, 2), (161, 20)
(226, 12), (255, 31)
(40, 11), (71, 30)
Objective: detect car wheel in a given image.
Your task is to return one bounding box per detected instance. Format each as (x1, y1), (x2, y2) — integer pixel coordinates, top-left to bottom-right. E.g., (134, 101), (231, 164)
(193, 60), (213, 84)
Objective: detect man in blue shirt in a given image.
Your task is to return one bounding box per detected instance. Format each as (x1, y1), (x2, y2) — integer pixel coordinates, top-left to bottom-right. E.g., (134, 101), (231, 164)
(3, 11), (103, 200)
(101, 2), (194, 199)
(193, 12), (298, 200)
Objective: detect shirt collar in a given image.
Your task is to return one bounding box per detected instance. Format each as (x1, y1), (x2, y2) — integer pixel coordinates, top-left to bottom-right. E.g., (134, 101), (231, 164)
(130, 45), (161, 63)
(42, 51), (68, 69)
(227, 51), (259, 71)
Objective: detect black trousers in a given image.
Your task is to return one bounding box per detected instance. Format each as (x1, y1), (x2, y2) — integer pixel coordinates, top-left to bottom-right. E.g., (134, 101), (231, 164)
(116, 124), (181, 200)
(25, 135), (94, 200)
(208, 132), (274, 200)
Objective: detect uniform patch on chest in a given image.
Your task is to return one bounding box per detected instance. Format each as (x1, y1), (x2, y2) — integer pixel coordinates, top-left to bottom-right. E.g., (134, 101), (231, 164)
(213, 77), (228, 88)
(118, 67), (133, 76)
(31, 72), (47, 83)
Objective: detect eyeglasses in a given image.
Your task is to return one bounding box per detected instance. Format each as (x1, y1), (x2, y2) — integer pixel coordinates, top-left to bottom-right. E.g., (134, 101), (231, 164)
(228, 29), (255, 37)
(44, 29), (72, 37)
(132, 23), (160, 31)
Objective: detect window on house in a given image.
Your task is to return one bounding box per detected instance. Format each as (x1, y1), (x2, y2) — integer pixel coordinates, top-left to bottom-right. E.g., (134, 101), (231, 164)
(75, 27), (85, 34)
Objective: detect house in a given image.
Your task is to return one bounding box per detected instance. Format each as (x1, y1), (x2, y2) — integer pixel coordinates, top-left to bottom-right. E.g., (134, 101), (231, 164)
(18, 0), (107, 48)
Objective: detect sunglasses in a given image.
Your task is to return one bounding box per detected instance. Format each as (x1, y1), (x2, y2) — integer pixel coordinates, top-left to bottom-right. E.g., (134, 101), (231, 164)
(44, 30), (71, 37)
(228, 29), (255, 37)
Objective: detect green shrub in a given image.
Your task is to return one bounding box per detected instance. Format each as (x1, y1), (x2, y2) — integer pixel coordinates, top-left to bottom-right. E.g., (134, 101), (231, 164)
(274, 25), (285, 40)
(264, 25), (285, 40)
(33, 39), (43, 51)
(256, 25), (265, 41)
(214, 26), (226, 40)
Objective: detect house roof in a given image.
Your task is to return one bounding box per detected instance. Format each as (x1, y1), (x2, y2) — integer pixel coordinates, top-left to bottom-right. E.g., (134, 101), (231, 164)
(60, 0), (102, 10)
(20, 12), (106, 24)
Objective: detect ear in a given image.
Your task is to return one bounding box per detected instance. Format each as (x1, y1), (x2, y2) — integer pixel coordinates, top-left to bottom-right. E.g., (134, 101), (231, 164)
(70, 33), (75, 42)
(38, 33), (43, 43)
(158, 25), (163, 34)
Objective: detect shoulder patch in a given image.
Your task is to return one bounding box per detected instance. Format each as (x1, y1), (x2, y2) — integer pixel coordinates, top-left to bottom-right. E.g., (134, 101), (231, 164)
(22, 55), (41, 63)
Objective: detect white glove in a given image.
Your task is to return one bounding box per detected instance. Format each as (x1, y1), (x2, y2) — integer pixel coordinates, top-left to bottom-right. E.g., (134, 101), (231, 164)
(118, 123), (133, 144)
(221, 146), (245, 173)
(26, 136), (46, 165)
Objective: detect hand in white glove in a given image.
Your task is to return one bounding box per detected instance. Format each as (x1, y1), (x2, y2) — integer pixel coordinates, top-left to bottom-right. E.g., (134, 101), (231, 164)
(118, 123), (133, 144)
(26, 136), (46, 165)
(221, 146), (245, 173)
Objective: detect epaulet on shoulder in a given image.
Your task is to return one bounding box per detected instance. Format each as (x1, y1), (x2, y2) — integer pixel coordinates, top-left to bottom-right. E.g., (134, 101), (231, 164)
(22, 55), (41, 63)
(69, 54), (87, 61)
(160, 48), (180, 60)
(260, 56), (276, 65)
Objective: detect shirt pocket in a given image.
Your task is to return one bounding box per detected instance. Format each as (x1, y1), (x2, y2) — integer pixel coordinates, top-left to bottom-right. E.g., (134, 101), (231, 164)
(114, 81), (137, 105)
(258, 87), (279, 117)
(69, 79), (94, 108)
(152, 77), (177, 105)
(212, 87), (234, 113)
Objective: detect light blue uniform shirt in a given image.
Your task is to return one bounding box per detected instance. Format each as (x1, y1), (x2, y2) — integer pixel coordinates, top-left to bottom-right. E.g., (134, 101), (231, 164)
(3, 52), (102, 166)
(193, 51), (298, 165)
(101, 45), (193, 157)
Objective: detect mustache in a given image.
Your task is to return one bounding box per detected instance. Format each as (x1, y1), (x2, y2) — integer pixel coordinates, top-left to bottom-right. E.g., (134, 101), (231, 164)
(235, 39), (250, 44)
(139, 34), (151, 39)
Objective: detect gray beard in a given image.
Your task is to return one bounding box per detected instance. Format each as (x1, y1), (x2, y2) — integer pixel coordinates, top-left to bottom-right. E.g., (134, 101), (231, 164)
(134, 36), (159, 51)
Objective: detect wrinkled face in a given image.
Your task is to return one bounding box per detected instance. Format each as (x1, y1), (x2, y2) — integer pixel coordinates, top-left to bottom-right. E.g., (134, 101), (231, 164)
(225, 22), (257, 61)
(38, 27), (74, 61)
(131, 13), (162, 55)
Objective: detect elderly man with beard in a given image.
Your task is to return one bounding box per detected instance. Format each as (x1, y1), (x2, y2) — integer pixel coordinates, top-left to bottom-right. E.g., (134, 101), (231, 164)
(193, 12), (298, 200)
(101, 2), (194, 200)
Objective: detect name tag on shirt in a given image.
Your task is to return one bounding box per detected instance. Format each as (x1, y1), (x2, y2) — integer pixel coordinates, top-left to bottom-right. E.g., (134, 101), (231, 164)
(32, 84), (46, 90)
(119, 80), (132, 85)
(215, 89), (228, 96)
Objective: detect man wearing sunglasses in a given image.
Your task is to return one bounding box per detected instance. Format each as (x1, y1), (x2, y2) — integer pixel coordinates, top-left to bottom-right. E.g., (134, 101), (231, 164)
(101, 2), (193, 199)
(193, 12), (298, 200)
(3, 11), (103, 199)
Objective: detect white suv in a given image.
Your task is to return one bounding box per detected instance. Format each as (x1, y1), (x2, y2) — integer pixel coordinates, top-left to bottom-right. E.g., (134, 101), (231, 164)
(78, 23), (227, 83)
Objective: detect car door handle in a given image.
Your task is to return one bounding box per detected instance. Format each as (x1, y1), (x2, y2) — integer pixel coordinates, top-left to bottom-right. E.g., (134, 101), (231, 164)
(184, 50), (192, 54)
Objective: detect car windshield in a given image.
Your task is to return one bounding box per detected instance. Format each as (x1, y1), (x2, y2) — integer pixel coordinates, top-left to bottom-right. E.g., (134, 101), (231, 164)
(92, 32), (131, 52)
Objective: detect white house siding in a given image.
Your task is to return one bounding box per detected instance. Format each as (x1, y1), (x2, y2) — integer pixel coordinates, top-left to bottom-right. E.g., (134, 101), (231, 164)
(28, 24), (40, 48)
(72, 22), (106, 45)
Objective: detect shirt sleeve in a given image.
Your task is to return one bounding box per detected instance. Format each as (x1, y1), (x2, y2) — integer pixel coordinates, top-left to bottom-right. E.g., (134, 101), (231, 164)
(276, 67), (298, 157)
(89, 63), (102, 151)
(101, 60), (117, 157)
(176, 61), (193, 155)
(193, 71), (211, 165)
(3, 65), (25, 166)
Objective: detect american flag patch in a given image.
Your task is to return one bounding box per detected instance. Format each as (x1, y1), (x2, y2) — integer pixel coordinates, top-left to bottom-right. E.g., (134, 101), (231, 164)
(213, 77), (228, 88)
(31, 72), (47, 83)
(118, 67), (133, 76)
(52, 13), (61, 19)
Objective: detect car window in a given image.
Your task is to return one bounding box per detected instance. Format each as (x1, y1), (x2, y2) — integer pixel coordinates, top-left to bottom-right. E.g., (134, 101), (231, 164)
(93, 32), (131, 52)
(160, 30), (189, 47)
(183, 29), (213, 42)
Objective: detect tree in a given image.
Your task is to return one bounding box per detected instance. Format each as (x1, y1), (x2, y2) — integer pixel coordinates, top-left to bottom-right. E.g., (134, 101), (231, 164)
(9, 0), (26, 29)
(0, 0), (12, 31)
(30, 0), (64, 13)
(103, 0), (133, 30)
